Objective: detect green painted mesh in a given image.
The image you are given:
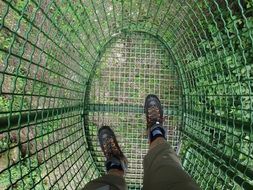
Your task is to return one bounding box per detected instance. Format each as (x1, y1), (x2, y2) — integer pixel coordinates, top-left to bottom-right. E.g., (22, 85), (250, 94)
(0, 0), (252, 189)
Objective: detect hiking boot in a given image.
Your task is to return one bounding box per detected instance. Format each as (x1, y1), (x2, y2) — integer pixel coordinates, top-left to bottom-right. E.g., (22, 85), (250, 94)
(98, 126), (128, 173)
(144, 94), (166, 142)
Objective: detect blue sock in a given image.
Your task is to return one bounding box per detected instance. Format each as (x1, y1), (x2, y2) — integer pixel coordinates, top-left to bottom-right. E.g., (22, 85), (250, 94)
(105, 157), (123, 172)
(149, 125), (166, 143)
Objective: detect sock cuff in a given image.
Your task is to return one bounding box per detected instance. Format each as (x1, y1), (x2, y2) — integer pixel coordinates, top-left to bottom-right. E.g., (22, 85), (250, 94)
(149, 125), (166, 143)
(105, 157), (123, 172)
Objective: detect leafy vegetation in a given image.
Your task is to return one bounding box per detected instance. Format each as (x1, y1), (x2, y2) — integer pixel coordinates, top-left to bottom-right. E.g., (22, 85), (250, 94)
(0, 0), (252, 189)
(180, 0), (253, 188)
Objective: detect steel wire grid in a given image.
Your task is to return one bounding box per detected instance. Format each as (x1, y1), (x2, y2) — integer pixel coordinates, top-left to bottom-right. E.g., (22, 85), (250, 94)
(1, 0), (253, 189)
(86, 32), (182, 188)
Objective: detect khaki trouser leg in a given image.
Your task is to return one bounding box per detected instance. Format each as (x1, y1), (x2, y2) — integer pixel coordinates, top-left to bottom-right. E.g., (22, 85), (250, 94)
(83, 174), (127, 190)
(84, 142), (200, 190)
(143, 142), (200, 190)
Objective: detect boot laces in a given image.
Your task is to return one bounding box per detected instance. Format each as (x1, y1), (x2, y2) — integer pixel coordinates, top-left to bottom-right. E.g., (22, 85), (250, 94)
(103, 138), (120, 158)
(147, 105), (162, 126)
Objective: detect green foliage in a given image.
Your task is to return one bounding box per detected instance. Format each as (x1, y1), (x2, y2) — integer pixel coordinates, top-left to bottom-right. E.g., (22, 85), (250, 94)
(0, 32), (12, 50)
(181, 1), (253, 188)
(0, 96), (9, 112)
(185, 2), (253, 121)
(0, 159), (47, 190)
(0, 135), (9, 151)
(0, 0), (252, 189)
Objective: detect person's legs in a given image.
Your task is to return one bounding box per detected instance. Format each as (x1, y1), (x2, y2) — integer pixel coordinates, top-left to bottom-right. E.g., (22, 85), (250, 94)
(84, 170), (126, 190)
(143, 94), (200, 190)
(83, 126), (128, 190)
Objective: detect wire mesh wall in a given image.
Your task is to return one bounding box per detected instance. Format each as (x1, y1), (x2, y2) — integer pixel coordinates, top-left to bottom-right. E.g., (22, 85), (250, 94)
(86, 32), (182, 187)
(0, 0), (252, 189)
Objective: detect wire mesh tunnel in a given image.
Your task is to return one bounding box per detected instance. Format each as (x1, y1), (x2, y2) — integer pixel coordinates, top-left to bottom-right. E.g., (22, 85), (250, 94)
(0, 0), (252, 189)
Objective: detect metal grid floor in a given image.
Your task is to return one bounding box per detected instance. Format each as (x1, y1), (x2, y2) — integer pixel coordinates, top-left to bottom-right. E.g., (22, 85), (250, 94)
(86, 32), (182, 188)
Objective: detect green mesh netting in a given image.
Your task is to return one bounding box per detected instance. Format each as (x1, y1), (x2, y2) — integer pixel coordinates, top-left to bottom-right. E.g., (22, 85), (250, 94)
(0, 0), (252, 189)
